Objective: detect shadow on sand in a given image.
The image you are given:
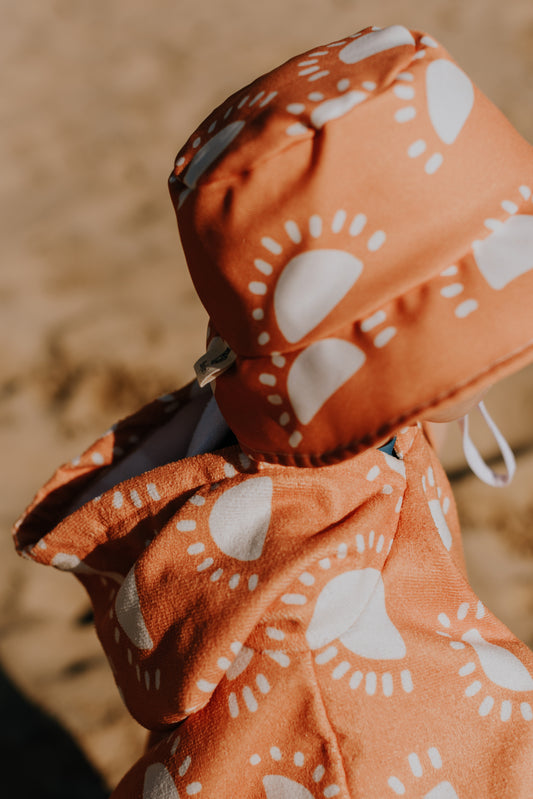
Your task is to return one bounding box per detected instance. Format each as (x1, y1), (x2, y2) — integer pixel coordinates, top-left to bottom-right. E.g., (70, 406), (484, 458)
(0, 662), (109, 798)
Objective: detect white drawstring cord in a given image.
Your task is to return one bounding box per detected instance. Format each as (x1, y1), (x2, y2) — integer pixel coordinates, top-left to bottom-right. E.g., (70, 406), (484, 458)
(459, 401), (516, 487)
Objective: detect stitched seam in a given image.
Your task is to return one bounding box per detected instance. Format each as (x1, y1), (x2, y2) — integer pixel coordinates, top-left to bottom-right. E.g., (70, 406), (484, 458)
(307, 649), (352, 797)
(243, 338), (533, 465)
(172, 35), (422, 192)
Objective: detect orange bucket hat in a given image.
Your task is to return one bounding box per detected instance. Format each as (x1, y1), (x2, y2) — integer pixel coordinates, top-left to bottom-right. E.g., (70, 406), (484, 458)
(169, 25), (533, 466)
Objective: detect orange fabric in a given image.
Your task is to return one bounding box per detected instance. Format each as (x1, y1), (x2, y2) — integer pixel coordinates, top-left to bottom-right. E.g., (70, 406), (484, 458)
(13, 384), (533, 797)
(170, 25), (533, 466)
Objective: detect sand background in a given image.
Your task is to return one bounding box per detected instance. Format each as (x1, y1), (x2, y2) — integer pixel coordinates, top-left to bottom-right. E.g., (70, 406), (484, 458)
(2, 1), (533, 794)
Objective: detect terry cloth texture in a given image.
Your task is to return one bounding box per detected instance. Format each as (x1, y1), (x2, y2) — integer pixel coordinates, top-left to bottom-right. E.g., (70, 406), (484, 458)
(170, 24), (533, 467)
(13, 382), (533, 798)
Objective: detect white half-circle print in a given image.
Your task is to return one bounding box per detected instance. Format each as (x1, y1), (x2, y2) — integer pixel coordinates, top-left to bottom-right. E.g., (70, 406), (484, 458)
(428, 499), (452, 551)
(182, 121), (245, 189)
(473, 215), (533, 290)
(209, 476), (273, 561)
(310, 91), (367, 128)
(51, 552), (123, 583)
(143, 763), (179, 799)
(306, 568), (405, 659)
(263, 775), (315, 799)
(424, 783), (460, 799)
(340, 572), (406, 659)
(115, 566), (154, 650)
(462, 628), (533, 691)
(339, 25), (415, 65)
(274, 249), (363, 343)
(426, 59), (474, 145)
(287, 339), (365, 425)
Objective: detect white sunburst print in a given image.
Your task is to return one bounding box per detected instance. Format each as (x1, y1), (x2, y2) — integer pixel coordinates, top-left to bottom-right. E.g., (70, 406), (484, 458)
(174, 25), (421, 204)
(393, 48), (475, 175)
(51, 478), (161, 582)
(435, 185), (533, 320)
(359, 307), (398, 350)
(110, 468), (273, 700)
(56, 479), (167, 698)
(50, 549), (124, 584)
(209, 640), (292, 720)
(285, 84), (369, 136)
(249, 211), (387, 446)
(436, 263), (479, 320)
(287, 25), (475, 182)
(437, 601), (533, 723)
(388, 747), (460, 798)
(249, 745), (342, 799)
(172, 90), (279, 208)
(143, 749), (202, 798)
(421, 465), (453, 551)
(293, 25), (416, 86)
(298, 526), (414, 698)
(472, 185), (533, 291)
(112, 563), (165, 695)
(285, 26), (417, 136)
(53, 546), (165, 699)
(182, 470), (273, 592)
